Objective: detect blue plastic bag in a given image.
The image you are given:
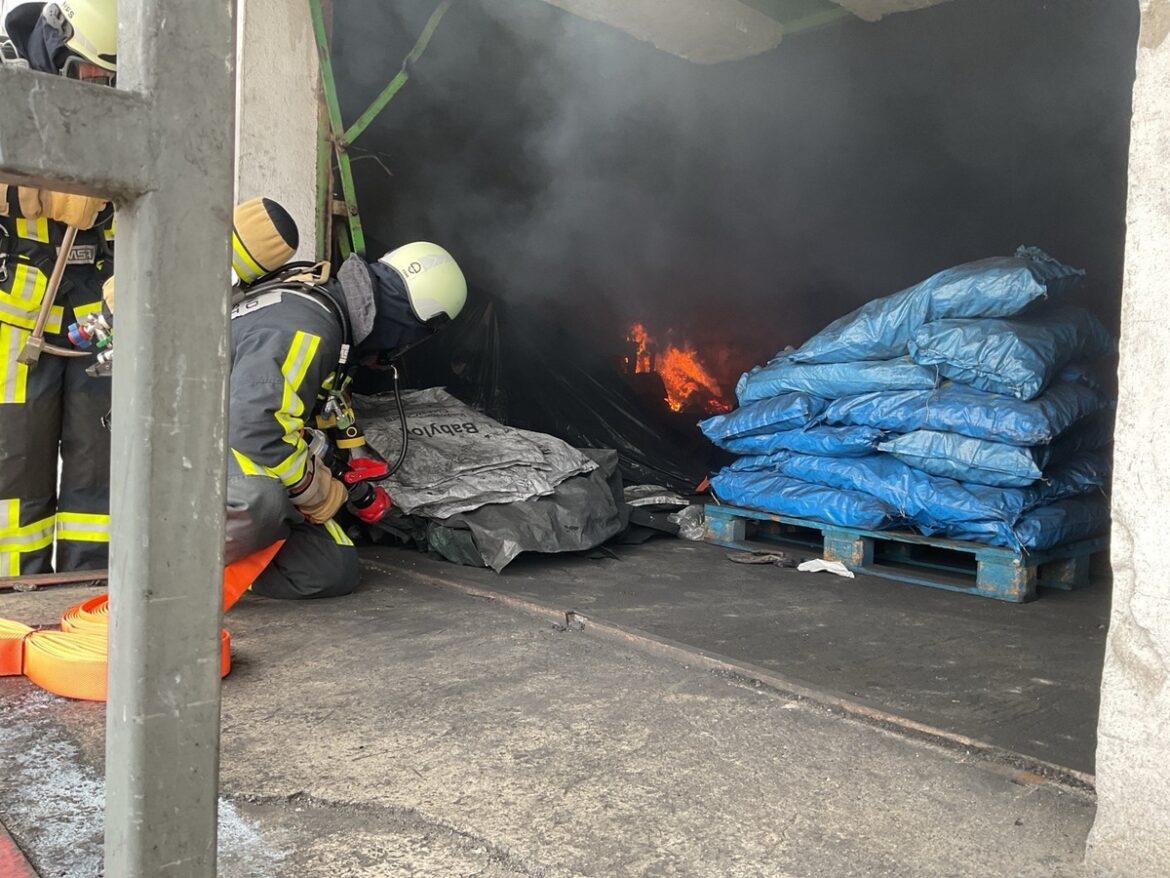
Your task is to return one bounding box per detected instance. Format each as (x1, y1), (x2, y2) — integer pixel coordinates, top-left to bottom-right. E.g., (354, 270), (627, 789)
(710, 470), (896, 530)
(698, 393), (827, 442)
(1049, 408), (1115, 461)
(785, 247), (1083, 365)
(736, 358), (937, 406)
(734, 452), (1027, 524)
(937, 497), (1110, 551)
(878, 430), (1046, 488)
(718, 425), (885, 458)
(1034, 449), (1111, 501)
(731, 451), (1106, 527)
(821, 379), (1107, 446)
(909, 306), (1116, 401)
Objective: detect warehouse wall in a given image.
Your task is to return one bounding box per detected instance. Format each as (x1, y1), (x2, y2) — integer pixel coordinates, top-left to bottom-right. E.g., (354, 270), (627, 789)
(235, 0), (319, 260)
(1088, 1), (1170, 873)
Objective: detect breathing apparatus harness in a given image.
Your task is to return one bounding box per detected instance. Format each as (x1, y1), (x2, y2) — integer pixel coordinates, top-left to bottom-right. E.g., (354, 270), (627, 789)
(229, 261), (409, 525)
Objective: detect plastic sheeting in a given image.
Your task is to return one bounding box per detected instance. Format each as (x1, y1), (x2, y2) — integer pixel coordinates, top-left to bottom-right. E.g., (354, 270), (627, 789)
(784, 247), (1084, 365)
(821, 379), (1107, 446)
(710, 470), (896, 530)
(358, 388), (596, 519)
(425, 449), (628, 571)
(365, 291), (713, 492)
(699, 393), (828, 443)
(909, 306), (1116, 400)
(718, 425), (886, 457)
(736, 357), (937, 406)
(878, 430), (1046, 488)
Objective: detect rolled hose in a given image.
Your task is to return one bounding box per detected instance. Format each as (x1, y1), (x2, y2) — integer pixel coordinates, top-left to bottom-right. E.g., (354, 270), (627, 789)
(0, 541), (282, 701)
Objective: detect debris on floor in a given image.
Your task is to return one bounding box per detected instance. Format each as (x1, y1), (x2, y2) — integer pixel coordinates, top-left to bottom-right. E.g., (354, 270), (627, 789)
(796, 558), (855, 578)
(726, 550), (801, 568)
(668, 504), (706, 540)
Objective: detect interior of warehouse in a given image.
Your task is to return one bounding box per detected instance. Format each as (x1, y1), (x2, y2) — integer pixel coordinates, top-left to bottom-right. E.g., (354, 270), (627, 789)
(3, 0), (1164, 874)
(318, 0), (1138, 778)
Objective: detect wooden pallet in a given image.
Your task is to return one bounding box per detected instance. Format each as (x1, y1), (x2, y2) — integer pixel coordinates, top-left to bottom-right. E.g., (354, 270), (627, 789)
(704, 504), (1106, 603)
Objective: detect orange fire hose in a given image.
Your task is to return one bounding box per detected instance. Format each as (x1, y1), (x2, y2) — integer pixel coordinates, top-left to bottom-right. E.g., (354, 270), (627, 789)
(0, 541), (283, 701)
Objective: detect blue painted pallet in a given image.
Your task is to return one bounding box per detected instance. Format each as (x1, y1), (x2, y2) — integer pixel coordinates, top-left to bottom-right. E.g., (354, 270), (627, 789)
(703, 503), (1107, 603)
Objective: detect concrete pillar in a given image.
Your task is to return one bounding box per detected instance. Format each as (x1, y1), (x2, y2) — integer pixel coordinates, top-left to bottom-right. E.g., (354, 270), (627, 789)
(235, 0), (320, 259)
(1087, 2), (1170, 875)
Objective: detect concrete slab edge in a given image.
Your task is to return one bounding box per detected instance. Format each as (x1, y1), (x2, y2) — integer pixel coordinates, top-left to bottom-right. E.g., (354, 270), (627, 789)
(362, 559), (1097, 795)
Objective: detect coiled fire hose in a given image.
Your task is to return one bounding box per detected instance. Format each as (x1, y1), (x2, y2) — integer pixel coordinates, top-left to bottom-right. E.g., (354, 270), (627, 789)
(0, 541), (283, 701)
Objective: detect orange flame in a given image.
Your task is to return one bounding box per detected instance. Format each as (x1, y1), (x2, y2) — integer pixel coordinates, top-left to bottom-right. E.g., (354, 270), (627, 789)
(629, 322), (653, 373)
(627, 323), (730, 414)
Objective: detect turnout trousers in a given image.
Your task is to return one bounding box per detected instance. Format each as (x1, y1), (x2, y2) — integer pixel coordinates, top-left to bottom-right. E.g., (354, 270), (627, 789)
(0, 303), (111, 575)
(225, 472), (359, 600)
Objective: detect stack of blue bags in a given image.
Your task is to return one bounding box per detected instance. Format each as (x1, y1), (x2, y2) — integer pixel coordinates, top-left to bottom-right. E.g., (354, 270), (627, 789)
(701, 247), (1115, 552)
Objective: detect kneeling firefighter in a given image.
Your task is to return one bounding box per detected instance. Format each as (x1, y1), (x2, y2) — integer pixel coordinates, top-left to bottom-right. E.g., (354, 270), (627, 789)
(226, 240), (467, 599)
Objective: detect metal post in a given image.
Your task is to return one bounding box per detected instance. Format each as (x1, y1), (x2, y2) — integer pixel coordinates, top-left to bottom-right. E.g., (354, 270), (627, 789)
(1, 1), (237, 875)
(309, 0), (454, 258)
(104, 2), (237, 875)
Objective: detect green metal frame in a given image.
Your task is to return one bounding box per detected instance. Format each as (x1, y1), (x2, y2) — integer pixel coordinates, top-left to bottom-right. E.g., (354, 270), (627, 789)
(310, 0), (454, 259)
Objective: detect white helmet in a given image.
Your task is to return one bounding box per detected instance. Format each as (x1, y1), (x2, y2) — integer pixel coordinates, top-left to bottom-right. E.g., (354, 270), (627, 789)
(43, 0), (116, 72)
(379, 242), (467, 324)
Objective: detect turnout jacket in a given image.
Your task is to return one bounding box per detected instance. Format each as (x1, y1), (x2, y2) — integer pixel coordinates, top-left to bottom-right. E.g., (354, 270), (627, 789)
(226, 256), (433, 545)
(228, 287), (344, 489)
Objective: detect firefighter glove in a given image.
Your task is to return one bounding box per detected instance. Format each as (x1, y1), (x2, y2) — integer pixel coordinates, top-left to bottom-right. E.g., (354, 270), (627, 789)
(289, 456), (347, 525)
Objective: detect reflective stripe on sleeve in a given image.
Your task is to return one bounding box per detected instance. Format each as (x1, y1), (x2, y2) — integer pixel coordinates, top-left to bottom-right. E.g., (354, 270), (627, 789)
(55, 512), (110, 544)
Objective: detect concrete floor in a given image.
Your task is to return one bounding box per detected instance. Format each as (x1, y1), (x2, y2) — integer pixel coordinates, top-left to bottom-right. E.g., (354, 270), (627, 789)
(0, 551), (1096, 877)
(388, 539), (1108, 774)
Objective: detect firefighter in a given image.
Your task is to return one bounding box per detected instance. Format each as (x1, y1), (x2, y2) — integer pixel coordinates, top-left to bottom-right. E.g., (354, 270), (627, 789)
(0, 1), (117, 576)
(227, 244), (467, 599)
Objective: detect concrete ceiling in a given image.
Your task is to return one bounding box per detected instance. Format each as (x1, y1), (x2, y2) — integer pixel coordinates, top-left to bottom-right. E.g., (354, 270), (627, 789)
(536, 0), (955, 64)
(828, 0), (954, 23)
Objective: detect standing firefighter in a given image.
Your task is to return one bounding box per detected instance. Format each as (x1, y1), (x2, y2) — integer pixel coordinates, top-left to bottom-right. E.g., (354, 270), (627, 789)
(0, 0), (117, 576)
(227, 244), (466, 599)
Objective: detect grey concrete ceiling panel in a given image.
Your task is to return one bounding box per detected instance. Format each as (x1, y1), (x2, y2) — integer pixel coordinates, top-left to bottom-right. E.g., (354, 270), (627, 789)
(536, 0), (786, 64)
(828, 0), (954, 22)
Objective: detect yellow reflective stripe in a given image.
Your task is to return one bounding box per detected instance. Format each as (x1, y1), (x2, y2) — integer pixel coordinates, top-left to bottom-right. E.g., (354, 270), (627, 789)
(0, 499), (55, 572)
(0, 323), (28, 404)
(0, 295), (64, 331)
(324, 519), (353, 547)
(0, 298), (64, 333)
(8, 261), (48, 306)
(0, 499), (18, 577)
(231, 234), (265, 283)
(231, 448), (264, 476)
(269, 445), (308, 486)
(271, 331), (319, 486)
(72, 300), (102, 320)
(14, 216), (50, 243)
(56, 512), (110, 544)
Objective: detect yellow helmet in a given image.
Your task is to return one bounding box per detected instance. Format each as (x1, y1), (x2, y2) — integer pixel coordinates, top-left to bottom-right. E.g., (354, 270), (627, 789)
(231, 197), (299, 285)
(43, 0), (117, 72)
(379, 242), (466, 324)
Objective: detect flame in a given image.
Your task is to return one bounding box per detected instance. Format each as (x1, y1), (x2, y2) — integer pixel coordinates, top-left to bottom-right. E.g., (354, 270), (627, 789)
(629, 322), (653, 373)
(627, 323), (731, 414)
